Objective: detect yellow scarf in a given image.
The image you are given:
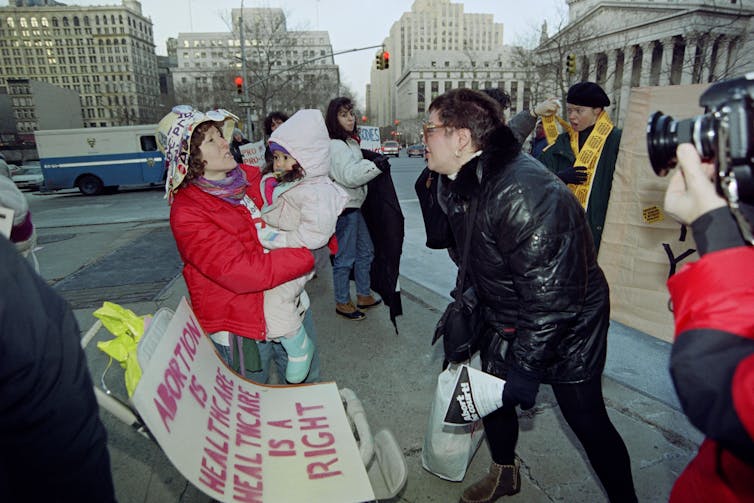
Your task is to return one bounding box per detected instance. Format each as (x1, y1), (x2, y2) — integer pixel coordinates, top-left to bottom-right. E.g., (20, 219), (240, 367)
(541, 111), (614, 211)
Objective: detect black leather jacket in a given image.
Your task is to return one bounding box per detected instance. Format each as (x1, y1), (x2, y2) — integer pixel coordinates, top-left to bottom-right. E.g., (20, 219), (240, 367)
(439, 125), (610, 384)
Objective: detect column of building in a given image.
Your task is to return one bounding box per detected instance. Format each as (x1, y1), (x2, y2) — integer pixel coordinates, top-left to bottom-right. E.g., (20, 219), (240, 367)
(659, 37), (675, 86)
(680, 34), (697, 85)
(639, 41), (654, 87)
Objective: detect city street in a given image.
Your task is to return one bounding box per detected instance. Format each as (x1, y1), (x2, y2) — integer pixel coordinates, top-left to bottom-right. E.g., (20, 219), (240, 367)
(23, 154), (700, 502)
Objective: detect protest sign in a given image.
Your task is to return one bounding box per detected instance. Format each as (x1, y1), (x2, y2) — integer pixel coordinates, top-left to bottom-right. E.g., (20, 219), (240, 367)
(240, 141), (266, 167)
(131, 298), (375, 503)
(598, 84), (707, 342)
(443, 365), (505, 425)
(357, 125), (381, 152)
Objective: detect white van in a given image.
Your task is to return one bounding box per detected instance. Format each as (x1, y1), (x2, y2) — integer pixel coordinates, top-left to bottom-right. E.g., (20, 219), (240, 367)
(35, 125), (164, 195)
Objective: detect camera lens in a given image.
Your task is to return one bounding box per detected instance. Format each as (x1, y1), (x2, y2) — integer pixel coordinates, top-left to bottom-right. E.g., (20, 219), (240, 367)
(646, 112), (675, 176)
(647, 111), (717, 176)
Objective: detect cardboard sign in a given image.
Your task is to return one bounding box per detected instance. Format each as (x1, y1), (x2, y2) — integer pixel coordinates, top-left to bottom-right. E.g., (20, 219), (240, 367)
(240, 141), (266, 168)
(598, 84), (707, 342)
(357, 126), (381, 152)
(131, 298), (375, 503)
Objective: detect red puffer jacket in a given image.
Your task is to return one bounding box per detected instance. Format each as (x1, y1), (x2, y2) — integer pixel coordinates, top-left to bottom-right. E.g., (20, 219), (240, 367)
(668, 243), (754, 502)
(170, 164), (314, 340)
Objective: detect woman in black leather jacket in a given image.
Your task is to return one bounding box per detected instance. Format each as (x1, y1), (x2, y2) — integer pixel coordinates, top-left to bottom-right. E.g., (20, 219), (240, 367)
(425, 88), (636, 503)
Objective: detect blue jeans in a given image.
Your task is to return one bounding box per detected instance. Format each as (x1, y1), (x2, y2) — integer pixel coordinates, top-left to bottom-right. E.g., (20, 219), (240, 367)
(332, 209), (374, 303)
(245, 308), (321, 384)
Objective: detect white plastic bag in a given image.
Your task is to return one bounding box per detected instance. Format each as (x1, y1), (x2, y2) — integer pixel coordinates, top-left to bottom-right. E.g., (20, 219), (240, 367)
(421, 354), (485, 481)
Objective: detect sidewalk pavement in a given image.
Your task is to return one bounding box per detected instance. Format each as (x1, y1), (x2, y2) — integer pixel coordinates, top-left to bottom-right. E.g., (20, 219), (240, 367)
(73, 245), (701, 503)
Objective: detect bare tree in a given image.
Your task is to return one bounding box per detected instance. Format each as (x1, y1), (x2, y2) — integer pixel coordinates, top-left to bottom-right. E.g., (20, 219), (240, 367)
(227, 8), (341, 137)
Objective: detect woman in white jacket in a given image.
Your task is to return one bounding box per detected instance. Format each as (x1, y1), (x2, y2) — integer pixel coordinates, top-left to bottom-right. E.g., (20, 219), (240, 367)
(325, 97), (382, 320)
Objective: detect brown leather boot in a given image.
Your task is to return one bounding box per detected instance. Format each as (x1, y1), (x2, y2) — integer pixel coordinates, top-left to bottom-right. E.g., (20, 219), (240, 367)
(356, 294), (382, 309)
(460, 462), (520, 503)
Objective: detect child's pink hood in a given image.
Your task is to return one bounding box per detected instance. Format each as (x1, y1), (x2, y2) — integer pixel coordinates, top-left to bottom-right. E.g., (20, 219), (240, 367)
(268, 109), (331, 179)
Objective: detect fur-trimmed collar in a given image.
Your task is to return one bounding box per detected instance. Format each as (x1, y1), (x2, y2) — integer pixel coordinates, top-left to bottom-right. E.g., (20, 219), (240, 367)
(444, 124), (520, 198)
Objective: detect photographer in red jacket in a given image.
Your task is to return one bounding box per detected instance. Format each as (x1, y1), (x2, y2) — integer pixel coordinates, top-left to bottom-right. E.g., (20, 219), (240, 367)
(664, 144), (754, 501)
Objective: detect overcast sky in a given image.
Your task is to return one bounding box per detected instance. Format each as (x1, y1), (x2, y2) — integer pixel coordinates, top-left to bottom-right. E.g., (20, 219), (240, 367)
(67, 0), (568, 105)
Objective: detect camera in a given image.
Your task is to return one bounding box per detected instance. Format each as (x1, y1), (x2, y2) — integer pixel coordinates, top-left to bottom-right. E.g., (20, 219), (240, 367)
(646, 74), (754, 203)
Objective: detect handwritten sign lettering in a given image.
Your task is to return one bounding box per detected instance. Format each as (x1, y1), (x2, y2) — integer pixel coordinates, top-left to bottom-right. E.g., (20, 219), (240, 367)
(132, 298), (374, 502)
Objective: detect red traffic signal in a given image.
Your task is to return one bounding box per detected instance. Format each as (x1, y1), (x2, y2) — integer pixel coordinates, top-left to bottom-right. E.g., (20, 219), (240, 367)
(383, 51), (390, 69)
(361, 115), (368, 122)
(234, 76), (244, 94)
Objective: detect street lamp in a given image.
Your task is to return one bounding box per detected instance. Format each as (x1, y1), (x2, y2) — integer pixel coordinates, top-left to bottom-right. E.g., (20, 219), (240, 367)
(238, 0), (253, 139)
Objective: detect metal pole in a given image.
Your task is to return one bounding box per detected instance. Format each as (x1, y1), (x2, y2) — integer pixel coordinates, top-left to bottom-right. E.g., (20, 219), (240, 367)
(239, 0), (252, 139)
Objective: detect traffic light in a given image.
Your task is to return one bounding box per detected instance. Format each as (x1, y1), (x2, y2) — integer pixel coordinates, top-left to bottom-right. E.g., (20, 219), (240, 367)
(361, 115), (368, 122)
(566, 53), (576, 75)
(375, 50), (390, 70)
(234, 76), (244, 95)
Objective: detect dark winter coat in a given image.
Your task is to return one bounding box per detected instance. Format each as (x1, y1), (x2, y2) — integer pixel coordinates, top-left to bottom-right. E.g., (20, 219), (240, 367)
(439, 125), (610, 384)
(0, 236), (116, 501)
(230, 137), (251, 164)
(360, 149), (405, 327)
(538, 127), (621, 252)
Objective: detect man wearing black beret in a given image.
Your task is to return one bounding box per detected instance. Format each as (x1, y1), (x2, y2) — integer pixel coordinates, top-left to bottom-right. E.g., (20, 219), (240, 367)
(539, 81), (622, 252)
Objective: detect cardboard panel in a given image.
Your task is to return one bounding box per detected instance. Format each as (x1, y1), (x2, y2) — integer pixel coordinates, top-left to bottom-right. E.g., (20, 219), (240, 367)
(598, 84), (707, 342)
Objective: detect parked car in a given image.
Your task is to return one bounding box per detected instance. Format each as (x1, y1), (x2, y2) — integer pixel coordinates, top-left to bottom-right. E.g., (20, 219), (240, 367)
(381, 141), (401, 157)
(12, 163), (43, 191)
(407, 144), (426, 158)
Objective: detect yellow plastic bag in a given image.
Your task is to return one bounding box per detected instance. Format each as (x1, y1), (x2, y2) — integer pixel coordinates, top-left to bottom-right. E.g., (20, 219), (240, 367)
(94, 301), (146, 397)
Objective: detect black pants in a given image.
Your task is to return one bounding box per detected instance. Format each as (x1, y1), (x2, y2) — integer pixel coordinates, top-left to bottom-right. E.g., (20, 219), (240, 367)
(482, 375), (637, 503)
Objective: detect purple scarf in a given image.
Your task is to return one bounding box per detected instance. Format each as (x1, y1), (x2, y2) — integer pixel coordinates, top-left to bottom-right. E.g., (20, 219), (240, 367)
(192, 167), (249, 205)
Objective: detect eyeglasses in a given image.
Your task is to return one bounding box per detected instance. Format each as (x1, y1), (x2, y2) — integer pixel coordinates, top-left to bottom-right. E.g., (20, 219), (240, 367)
(422, 121), (449, 138)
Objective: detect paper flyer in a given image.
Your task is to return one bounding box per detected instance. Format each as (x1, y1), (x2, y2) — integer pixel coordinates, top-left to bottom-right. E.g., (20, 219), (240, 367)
(443, 365), (506, 425)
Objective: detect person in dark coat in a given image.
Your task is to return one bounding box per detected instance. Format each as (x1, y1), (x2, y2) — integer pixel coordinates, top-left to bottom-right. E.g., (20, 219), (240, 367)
(229, 128), (251, 164)
(530, 120), (548, 159)
(425, 88), (636, 503)
(538, 81), (622, 253)
(0, 235), (116, 502)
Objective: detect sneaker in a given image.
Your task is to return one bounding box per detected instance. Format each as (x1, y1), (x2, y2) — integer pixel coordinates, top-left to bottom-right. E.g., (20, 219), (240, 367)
(335, 301), (366, 320)
(356, 294), (382, 310)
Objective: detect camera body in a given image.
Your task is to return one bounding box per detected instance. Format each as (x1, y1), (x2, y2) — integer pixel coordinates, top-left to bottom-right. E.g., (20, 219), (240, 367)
(647, 73), (754, 203)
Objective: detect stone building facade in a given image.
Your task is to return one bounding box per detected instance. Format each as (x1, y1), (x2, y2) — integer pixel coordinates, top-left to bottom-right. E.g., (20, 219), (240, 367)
(0, 0), (161, 128)
(369, 0), (532, 130)
(172, 7), (339, 133)
(536, 0), (754, 126)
